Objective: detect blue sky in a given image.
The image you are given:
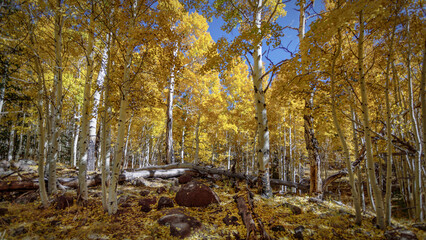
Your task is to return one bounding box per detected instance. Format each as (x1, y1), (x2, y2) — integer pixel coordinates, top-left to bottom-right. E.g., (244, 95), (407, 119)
(206, 1), (325, 70)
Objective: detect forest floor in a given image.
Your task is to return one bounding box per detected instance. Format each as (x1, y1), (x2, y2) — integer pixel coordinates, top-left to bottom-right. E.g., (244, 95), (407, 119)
(0, 164), (424, 240)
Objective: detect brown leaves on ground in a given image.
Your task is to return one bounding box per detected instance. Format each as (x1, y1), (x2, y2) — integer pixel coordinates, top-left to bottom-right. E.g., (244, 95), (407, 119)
(0, 177), (424, 239)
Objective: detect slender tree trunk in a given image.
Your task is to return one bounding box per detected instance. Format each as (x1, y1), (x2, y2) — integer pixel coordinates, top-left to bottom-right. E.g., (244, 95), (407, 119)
(16, 113), (25, 160)
(108, 45), (133, 215)
(48, 0), (64, 195)
(406, 11), (423, 222)
(31, 21), (49, 206)
(88, 47), (109, 171)
(7, 124), (15, 162)
(358, 10), (385, 229)
(165, 47), (178, 165)
(101, 34), (113, 212)
(180, 123), (186, 163)
(194, 112), (201, 164)
(420, 40), (426, 222)
(123, 115), (133, 169)
(70, 105), (80, 167)
(384, 20), (396, 226)
(330, 25), (361, 224)
(299, 0), (321, 195)
(252, 0), (272, 198)
(78, 4), (95, 202)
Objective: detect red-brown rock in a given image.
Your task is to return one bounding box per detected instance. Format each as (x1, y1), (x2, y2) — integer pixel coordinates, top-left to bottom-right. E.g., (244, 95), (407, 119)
(178, 174), (192, 184)
(175, 181), (220, 207)
(157, 196), (174, 210)
(158, 212), (201, 238)
(138, 197), (157, 212)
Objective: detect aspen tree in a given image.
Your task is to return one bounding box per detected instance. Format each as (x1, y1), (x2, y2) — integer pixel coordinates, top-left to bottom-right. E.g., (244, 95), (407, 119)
(330, 22), (361, 225)
(384, 16), (396, 226)
(48, 0), (63, 194)
(78, 2), (95, 202)
(358, 9), (385, 229)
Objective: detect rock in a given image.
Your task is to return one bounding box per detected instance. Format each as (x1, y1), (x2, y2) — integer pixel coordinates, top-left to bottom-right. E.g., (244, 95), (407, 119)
(0, 208), (8, 216)
(18, 159), (36, 166)
(139, 190), (150, 196)
(175, 181), (220, 207)
(138, 197), (157, 213)
(282, 203), (302, 215)
(158, 213), (201, 238)
(178, 174), (192, 184)
(54, 195), (74, 210)
(293, 226), (304, 240)
(157, 187), (166, 194)
(271, 225), (285, 232)
(222, 214), (239, 226)
(0, 160), (10, 169)
(308, 197), (322, 204)
(12, 226), (28, 236)
(412, 223), (426, 231)
(384, 228), (418, 240)
(157, 197), (174, 210)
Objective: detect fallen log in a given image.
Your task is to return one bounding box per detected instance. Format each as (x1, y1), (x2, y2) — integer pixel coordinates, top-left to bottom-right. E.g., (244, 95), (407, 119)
(0, 163), (309, 192)
(322, 170), (348, 191)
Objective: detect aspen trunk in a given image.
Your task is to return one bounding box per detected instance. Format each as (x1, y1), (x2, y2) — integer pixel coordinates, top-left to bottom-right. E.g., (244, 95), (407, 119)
(78, 5), (95, 202)
(47, 0), (64, 195)
(330, 26), (361, 224)
(420, 39), (426, 222)
(406, 11), (423, 221)
(252, 0), (272, 198)
(70, 106), (80, 167)
(88, 47), (109, 171)
(101, 33), (113, 212)
(31, 22), (49, 207)
(384, 21), (396, 226)
(165, 48), (178, 165)
(194, 112), (201, 164)
(7, 124), (15, 162)
(299, 0), (321, 195)
(358, 10), (385, 229)
(108, 45), (133, 215)
(180, 124), (186, 163)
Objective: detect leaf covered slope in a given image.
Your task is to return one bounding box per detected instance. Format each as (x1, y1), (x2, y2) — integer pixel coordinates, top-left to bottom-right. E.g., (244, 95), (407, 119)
(0, 174), (424, 239)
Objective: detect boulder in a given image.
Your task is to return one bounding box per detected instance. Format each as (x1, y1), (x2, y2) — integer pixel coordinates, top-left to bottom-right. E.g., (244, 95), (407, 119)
(178, 174), (192, 184)
(156, 187), (166, 194)
(138, 197), (157, 213)
(222, 214), (239, 226)
(294, 226), (304, 240)
(175, 181), (220, 207)
(0, 160), (10, 169)
(157, 197), (174, 210)
(384, 228), (418, 240)
(158, 212), (201, 238)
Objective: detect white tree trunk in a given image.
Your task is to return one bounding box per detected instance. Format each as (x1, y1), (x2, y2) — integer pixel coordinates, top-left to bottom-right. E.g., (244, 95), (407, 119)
(47, 0), (63, 195)
(88, 47), (109, 171)
(108, 45), (133, 215)
(78, 5), (95, 202)
(384, 21), (396, 226)
(358, 10), (385, 229)
(70, 106), (80, 167)
(194, 112), (201, 164)
(101, 34), (113, 212)
(330, 25), (361, 224)
(8, 124), (15, 162)
(252, 0), (272, 198)
(420, 39), (426, 222)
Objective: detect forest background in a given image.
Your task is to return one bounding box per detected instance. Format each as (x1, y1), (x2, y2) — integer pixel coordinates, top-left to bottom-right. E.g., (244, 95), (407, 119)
(0, 0), (425, 232)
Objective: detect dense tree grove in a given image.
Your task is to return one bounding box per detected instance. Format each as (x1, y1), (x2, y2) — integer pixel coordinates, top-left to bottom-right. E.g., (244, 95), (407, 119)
(0, 0), (424, 227)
